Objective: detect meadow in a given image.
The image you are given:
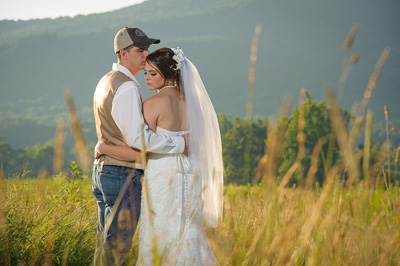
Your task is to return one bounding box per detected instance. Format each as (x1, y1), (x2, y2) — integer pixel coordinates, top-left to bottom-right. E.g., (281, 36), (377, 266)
(1, 25), (400, 265)
(1, 164), (399, 265)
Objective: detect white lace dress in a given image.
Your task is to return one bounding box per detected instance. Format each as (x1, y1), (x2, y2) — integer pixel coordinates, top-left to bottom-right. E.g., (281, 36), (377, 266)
(137, 127), (218, 266)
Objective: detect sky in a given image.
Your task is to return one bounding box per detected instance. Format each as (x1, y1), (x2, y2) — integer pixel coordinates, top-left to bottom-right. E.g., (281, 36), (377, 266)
(0, 0), (147, 21)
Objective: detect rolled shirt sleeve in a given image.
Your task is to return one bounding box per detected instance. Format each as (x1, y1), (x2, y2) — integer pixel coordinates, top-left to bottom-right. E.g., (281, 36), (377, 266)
(111, 81), (185, 154)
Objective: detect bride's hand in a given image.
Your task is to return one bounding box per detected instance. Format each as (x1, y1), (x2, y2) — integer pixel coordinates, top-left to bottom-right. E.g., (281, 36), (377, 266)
(94, 142), (104, 159)
(182, 134), (189, 156)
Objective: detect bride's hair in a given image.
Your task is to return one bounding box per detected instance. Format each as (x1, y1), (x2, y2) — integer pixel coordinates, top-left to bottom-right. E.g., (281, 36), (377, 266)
(146, 47), (180, 88)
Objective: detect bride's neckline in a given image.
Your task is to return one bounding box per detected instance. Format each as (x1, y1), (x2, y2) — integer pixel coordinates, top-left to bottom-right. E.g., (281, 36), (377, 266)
(157, 85), (176, 93)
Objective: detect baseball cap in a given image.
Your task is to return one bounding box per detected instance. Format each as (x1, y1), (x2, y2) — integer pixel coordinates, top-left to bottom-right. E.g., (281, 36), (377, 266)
(114, 27), (161, 53)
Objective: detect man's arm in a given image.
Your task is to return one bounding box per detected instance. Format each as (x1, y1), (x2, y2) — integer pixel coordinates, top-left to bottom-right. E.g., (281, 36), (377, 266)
(112, 81), (185, 154)
(95, 142), (140, 162)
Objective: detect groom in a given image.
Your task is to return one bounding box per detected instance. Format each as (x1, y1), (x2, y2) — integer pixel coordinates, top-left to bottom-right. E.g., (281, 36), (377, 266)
(92, 27), (186, 265)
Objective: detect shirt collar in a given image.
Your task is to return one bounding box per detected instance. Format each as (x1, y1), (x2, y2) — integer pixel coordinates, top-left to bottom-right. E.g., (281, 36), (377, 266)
(112, 63), (141, 88)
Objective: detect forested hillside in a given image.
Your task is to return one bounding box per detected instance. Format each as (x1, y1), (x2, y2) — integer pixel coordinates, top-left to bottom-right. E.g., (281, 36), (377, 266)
(1, 0), (399, 117)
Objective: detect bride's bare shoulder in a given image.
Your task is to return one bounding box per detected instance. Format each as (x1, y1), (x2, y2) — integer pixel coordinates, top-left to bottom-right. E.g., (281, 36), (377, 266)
(143, 92), (169, 111)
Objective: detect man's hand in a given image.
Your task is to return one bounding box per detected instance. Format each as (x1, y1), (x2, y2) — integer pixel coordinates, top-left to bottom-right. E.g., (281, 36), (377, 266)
(181, 133), (189, 156)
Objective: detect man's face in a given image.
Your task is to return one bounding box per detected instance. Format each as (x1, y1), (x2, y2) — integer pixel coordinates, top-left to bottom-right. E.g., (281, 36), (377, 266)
(122, 46), (150, 75)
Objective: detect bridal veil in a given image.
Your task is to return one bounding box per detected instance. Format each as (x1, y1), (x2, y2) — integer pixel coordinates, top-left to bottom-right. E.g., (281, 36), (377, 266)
(173, 48), (224, 228)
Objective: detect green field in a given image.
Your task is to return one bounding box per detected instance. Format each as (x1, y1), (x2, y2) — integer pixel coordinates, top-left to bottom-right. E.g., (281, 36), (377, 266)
(1, 169), (399, 265)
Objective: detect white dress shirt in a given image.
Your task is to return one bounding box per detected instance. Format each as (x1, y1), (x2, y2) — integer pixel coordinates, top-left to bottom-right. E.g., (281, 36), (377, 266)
(111, 63), (185, 154)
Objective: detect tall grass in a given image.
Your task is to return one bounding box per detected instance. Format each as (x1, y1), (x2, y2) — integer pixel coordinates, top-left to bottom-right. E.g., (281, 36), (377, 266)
(208, 182), (400, 265)
(1, 166), (399, 265)
(0, 163), (96, 265)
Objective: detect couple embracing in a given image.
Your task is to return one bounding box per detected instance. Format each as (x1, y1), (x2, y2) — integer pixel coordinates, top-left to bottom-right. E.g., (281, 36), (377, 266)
(92, 27), (223, 265)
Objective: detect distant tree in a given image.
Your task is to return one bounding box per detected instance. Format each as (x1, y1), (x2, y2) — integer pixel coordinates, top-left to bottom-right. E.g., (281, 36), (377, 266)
(0, 140), (57, 177)
(220, 114), (267, 185)
(219, 113), (233, 136)
(32, 142), (55, 173)
(0, 141), (18, 175)
(278, 100), (347, 186)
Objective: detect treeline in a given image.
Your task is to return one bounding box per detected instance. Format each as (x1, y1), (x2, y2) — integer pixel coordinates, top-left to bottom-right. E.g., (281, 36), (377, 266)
(0, 140), (76, 178)
(1, 99), (400, 186)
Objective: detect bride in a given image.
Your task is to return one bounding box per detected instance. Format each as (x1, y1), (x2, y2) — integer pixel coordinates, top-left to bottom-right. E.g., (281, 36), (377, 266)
(97, 47), (223, 265)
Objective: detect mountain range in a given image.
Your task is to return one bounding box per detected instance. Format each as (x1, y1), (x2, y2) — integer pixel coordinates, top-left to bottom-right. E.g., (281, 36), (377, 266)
(0, 0), (399, 148)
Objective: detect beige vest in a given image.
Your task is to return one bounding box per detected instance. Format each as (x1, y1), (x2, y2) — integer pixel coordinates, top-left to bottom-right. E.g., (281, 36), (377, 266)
(93, 70), (142, 169)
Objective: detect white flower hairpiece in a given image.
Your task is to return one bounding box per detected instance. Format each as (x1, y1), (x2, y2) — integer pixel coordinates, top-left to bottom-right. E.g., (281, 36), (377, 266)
(172, 47), (184, 71)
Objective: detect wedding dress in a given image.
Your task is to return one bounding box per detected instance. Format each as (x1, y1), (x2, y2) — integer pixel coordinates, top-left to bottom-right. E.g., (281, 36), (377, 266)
(137, 49), (223, 265)
(137, 127), (219, 265)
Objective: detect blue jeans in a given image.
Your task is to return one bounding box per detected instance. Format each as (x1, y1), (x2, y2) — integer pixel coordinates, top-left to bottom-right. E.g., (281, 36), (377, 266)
(92, 164), (143, 266)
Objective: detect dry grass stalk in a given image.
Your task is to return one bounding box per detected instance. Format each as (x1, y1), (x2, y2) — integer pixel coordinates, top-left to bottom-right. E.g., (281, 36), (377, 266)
(349, 116), (365, 151)
(310, 165), (339, 228)
(358, 48), (390, 116)
(305, 135), (329, 189)
(0, 168), (6, 234)
(296, 95), (306, 162)
(338, 25), (358, 103)
(36, 170), (48, 204)
(338, 54), (360, 104)
(326, 90), (360, 185)
(242, 223), (267, 264)
(382, 165), (389, 189)
(241, 187), (280, 264)
(275, 92), (308, 190)
(290, 165), (339, 264)
(53, 119), (65, 173)
(344, 25), (358, 51)
(349, 101), (359, 125)
(369, 142), (388, 180)
(302, 88), (311, 103)
(253, 112), (275, 184)
(278, 161), (300, 192)
(295, 94), (306, 178)
(246, 23), (262, 121)
(264, 96), (291, 187)
(394, 146), (400, 180)
(244, 24), (261, 183)
(346, 46), (390, 153)
(350, 53), (360, 64)
(384, 105), (391, 185)
(363, 110), (373, 183)
(64, 89), (90, 169)
(253, 154), (268, 184)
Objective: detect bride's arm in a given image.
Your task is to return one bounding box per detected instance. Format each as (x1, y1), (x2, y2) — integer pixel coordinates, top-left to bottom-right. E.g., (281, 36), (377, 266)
(97, 143), (140, 162)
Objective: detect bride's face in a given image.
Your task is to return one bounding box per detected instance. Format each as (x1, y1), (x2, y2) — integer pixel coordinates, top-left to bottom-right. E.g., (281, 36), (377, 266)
(144, 61), (165, 91)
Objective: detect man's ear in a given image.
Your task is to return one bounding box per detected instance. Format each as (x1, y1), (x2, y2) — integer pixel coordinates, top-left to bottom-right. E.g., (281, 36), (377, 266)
(119, 49), (126, 59)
